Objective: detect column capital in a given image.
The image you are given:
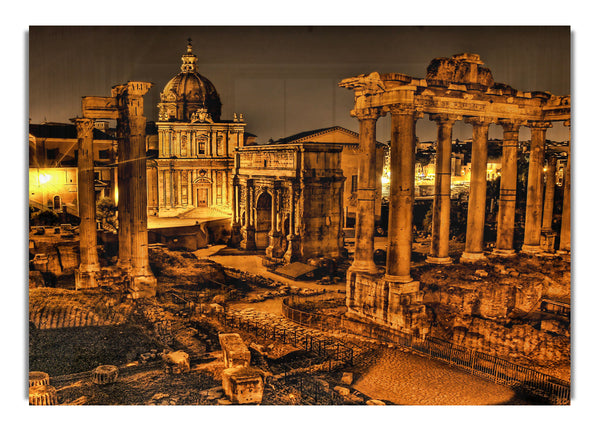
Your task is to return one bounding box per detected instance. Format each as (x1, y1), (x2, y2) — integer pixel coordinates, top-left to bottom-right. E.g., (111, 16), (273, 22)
(387, 103), (415, 116)
(498, 119), (526, 133)
(70, 117), (95, 135)
(464, 116), (494, 127)
(351, 107), (383, 121)
(429, 113), (462, 126)
(527, 121), (553, 130)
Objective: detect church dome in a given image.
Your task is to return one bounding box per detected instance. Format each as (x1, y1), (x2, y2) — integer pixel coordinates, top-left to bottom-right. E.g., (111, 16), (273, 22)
(158, 40), (222, 122)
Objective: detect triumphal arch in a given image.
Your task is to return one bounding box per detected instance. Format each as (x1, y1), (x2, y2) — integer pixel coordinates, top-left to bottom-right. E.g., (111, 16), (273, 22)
(340, 53), (570, 334)
(230, 143), (345, 262)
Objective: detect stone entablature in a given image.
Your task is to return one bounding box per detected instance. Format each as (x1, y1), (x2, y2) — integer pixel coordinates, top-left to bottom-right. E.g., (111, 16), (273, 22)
(340, 54), (570, 123)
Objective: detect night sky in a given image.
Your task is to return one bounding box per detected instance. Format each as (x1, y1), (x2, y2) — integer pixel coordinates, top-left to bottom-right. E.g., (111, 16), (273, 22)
(29, 26), (571, 143)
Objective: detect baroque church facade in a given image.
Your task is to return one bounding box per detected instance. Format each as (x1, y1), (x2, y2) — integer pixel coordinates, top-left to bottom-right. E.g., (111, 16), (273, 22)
(148, 41), (246, 217)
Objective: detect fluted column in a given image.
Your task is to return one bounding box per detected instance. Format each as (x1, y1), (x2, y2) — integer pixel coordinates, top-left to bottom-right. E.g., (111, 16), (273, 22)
(522, 121), (552, 253)
(461, 117), (493, 263)
(385, 105), (420, 283)
(494, 120), (522, 255)
(127, 83), (155, 289)
(349, 108), (382, 274)
(285, 184), (300, 262)
(115, 89), (132, 270)
(559, 120), (571, 253)
(427, 114), (460, 264)
(240, 182), (256, 250)
(73, 117), (100, 289)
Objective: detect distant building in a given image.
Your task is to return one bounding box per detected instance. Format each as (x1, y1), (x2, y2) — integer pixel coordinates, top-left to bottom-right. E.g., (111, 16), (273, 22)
(148, 41), (250, 217)
(28, 122), (117, 215)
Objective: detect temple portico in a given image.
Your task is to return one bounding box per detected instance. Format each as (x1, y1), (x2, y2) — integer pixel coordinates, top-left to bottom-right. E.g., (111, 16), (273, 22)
(340, 53), (570, 334)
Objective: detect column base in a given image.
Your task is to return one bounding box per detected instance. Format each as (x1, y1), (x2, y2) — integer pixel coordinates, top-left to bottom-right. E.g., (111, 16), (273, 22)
(240, 226), (256, 251)
(383, 273), (414, 284)
(284, 234), (300, 263)
(556, 249), (570, 255)
(130, 274), (157, 299)
(492, 248), (516, 257)
(520, 244), (542, 254)
(228, 223), (242, 248)
(425, 255), (453, 265)
(348, 260), (379, 275)
(460, 252), (487, 263)
(75, 266), (100, 290)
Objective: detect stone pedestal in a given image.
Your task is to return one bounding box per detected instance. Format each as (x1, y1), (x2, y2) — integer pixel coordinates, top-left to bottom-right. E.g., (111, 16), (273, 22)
(222, 366), (264, 405)
(284, 233), (300, 263)
(75, 267), (99, 290)
(228, 222), (242, 247)
(266, 231), (284, 258)
(346, 271), (427, 336)
(240, 226), (256, 250)
(218, 333), (251, 368)
(540, 230), (557, 253)
(425, 255), (453, 265)
(459, 251), (487, 264)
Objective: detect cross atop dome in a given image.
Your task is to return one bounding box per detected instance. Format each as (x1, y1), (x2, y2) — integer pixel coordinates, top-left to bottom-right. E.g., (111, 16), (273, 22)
(181, 38), (198, 73)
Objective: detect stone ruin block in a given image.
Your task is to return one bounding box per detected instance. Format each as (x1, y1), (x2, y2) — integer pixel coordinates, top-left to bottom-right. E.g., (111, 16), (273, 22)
(163, 350), (190, 374)
(92, 365), (119, 384)
(218, 333), (251, 368)
(222, 366), (264, 405)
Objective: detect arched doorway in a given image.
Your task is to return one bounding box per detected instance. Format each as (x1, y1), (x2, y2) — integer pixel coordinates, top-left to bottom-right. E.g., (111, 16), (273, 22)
(255, 192), (272, 249)
(53, 195), (61, 210)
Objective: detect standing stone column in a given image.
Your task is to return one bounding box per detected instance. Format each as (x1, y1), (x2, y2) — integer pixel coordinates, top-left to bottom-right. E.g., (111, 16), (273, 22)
(125, 82), (156, 295)
(73, 117), (100, 289)
(559, 120), (571, 253)
(285, 184), (300, 262)
(241, 182), (256, 250)
(522, 121), (552, 253)
(540, 154), (558, 252)
(494, 120), (522, 255)
(349, 108), (382, 274)
(542, 155), (558, 232)
(427, 114), (459, 264)
(114, 86), (132, 270)
(385, 105), (419, 283)
(461, 117), (492, 263)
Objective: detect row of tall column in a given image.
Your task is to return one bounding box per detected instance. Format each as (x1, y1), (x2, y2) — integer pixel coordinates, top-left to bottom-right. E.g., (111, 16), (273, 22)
(350, 107), (571, 283)
(157, 168), (230, 209)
